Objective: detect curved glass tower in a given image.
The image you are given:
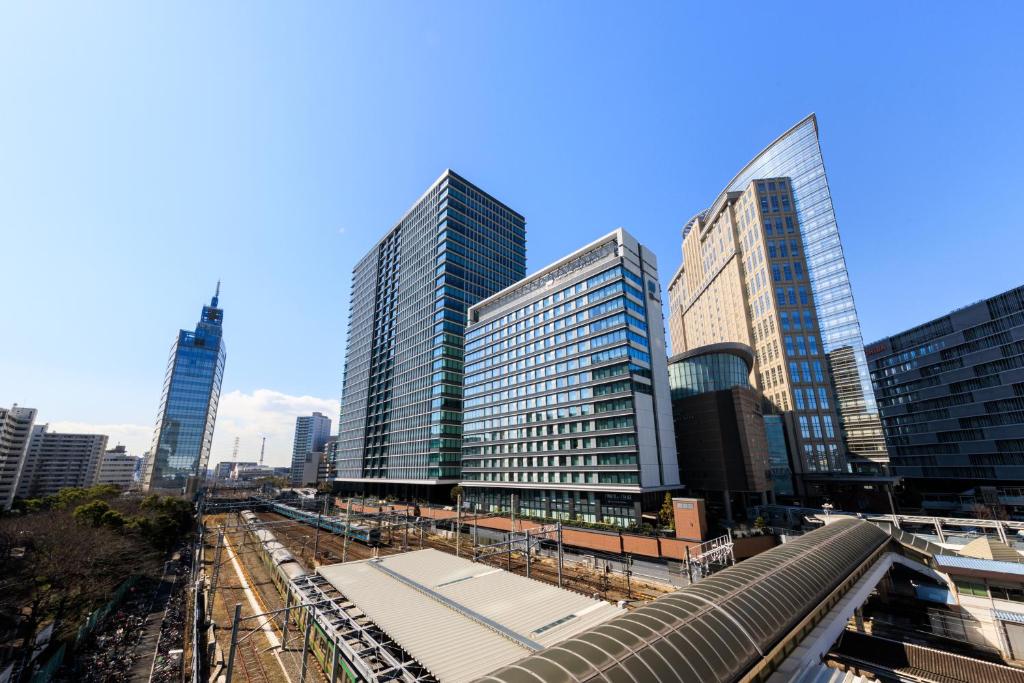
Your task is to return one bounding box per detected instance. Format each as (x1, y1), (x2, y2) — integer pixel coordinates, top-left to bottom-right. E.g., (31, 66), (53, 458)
(143, 285), (226, 493)
(677, 115), (886, 465)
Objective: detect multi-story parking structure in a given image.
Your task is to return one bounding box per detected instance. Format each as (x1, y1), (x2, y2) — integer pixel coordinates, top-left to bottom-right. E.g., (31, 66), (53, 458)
(461, 229), (679, 527)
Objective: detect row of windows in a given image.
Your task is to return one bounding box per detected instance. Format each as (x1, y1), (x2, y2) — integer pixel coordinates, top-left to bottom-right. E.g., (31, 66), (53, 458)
(464, 329), (649, 407)
(466, 295), (639, 373)
(464, 382), (631, 421)
(464, 397), (633, 433)
(465, 433), (636, 456)
(465, 311), (646, 386)
(463, 470), (639, 485)
(794, 387), (831, 410)
(464, 414), (635, 444)
(798, 414), (836, 439)
(466, 281), (646, 364)
(463, 453), (638, 469)
(466, 265), (643, 348)
(775, 286), (811, 307)
(784, 335), (820, 356)
(467, 363), (628, 405)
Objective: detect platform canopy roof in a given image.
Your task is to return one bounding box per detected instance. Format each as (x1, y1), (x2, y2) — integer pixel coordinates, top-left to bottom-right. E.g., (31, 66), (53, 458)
(476, 518), (890, 683)
(318, 549), (622, 683)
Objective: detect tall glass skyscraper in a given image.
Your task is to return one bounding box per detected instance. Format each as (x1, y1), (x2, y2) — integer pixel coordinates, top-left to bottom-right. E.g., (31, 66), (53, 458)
(669, 115), (886, 468)
(142, 285), (226, 493)
(334, 170), (526, 498)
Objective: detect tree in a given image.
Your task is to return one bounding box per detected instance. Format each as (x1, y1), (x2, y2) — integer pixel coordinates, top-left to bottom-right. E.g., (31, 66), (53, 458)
(450, 485), (464, 504)
(73, 500), (111, 527)
(754, 516), (768, 533)
(658, 492), (675, 528)
(0, 508), (152, 660)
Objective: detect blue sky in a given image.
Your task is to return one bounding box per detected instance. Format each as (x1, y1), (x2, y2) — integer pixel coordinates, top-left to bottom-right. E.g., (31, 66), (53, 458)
(2, 3), (1023, 466)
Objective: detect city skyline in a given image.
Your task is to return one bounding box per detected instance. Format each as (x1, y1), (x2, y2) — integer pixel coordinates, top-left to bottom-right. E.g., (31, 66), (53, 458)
(2, 4), (1023, 468)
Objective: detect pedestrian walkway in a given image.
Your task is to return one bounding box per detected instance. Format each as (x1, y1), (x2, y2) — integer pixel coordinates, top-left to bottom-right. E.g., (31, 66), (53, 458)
(127, 560), (178, 682)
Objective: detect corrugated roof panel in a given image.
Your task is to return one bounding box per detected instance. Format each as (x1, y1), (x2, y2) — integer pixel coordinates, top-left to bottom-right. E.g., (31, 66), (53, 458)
(995, 609), (1024, 624)
(935, 554), (1024, 575)
(318, 549), (622, 682)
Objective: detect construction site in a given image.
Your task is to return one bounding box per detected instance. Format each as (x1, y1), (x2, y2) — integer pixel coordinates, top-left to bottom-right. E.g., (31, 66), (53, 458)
(196, 495), (709, 683)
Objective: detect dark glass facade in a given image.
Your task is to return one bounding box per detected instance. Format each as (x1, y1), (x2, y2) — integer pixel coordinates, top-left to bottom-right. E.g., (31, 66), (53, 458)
(335, 170), (526, 488)
(867, 285), (1024, 515)
(668, 344), (772, 519)
(143, 287), (226, 492)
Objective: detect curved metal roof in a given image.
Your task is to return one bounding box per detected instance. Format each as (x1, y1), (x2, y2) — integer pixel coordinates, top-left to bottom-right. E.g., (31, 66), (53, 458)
(476, 518), (888, 683)
(668, 342), (755, 369)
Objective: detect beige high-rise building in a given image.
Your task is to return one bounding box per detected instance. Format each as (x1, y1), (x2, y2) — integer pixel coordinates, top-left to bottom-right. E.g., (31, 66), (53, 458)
(668, 178), (845, 477)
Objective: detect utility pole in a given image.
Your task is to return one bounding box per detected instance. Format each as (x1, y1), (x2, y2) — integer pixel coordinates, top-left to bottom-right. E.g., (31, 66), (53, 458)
(456, 494), (462, 557)
(525, 529), (531, 578)
(209, 529), (224, 618)
(226, 603), (242, 683)
(281, 591), (292, 650)
(472, 504), (479, 560)
(556, 521), (564, 588)
(510, 493), (516, 533)
(342, 499), (352, 563)
(313, 508), (321, 568)
(299, 605), (313, 683)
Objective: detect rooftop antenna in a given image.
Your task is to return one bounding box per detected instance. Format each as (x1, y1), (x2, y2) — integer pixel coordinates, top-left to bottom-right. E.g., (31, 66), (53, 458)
(212, 279), (221, 307)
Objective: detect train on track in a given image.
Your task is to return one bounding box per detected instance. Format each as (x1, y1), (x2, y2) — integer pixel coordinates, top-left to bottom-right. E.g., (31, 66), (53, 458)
(268, 501), (382, 546)
(237, 509), (357, 682)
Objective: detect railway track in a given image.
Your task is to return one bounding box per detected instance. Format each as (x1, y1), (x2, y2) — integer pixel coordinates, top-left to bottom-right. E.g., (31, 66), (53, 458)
(236, 637), (272, 683)
(204, 515), (325, 683)
(251, 510), (665, 603)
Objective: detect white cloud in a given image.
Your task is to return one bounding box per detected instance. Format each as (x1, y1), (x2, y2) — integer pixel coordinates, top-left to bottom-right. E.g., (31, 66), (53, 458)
(51, 389), (339, 471)
(48, 421), (153, 455)
(210, 389), (338, 468)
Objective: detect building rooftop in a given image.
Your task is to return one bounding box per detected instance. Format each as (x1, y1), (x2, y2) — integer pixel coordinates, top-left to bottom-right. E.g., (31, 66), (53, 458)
(933, 554), (1024, 579)
(317, 549), (622, 683)
(959, 535), (1024, 563)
